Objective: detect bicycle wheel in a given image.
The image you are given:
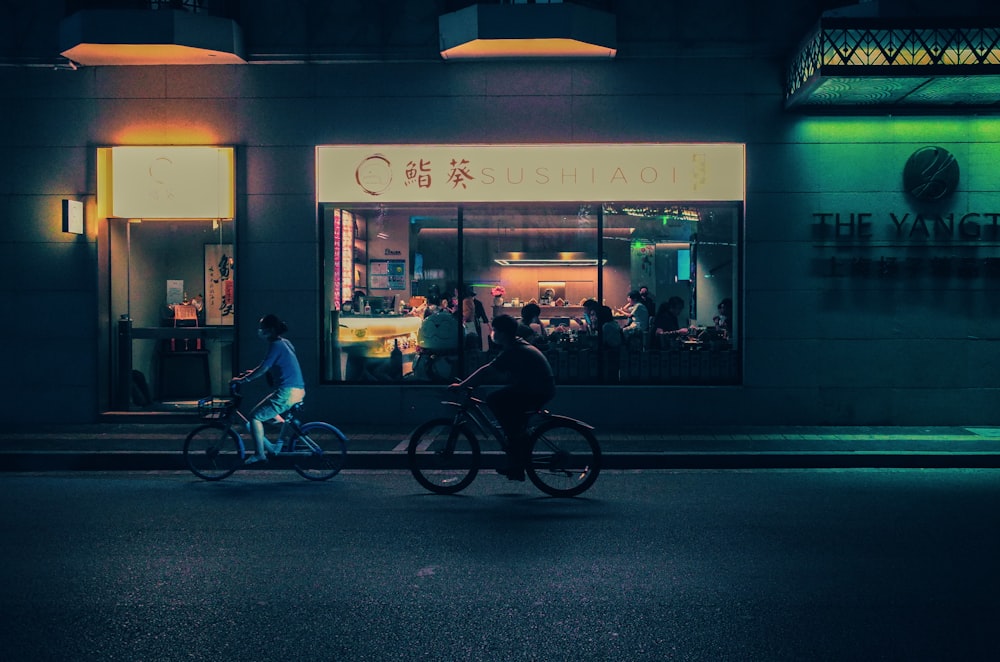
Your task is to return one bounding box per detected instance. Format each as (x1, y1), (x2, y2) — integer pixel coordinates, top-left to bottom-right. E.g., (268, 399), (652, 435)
(184, 423), (243, 481)
(407, 418), (480, 494)
(290, 422), (348, 481)
(526, 419), (601, 497)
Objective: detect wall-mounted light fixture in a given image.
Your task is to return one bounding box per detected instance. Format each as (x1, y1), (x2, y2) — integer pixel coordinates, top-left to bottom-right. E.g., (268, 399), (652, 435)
(62, 199), (83, 234)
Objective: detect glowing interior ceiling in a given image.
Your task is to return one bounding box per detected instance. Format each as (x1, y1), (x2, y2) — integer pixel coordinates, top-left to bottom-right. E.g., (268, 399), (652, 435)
(61, 43), (245, 66)
(442, 38), (615, 60)
(494, 253), (607, 267)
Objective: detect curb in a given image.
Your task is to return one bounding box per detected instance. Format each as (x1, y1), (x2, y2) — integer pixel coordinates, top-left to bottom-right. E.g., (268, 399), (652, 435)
(3, 451), (1000, 472)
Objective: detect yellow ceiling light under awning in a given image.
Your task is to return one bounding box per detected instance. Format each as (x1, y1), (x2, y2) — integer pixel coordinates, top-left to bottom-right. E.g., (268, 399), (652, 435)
(59, 9), (245, 66)
(439, 3), (616, 61)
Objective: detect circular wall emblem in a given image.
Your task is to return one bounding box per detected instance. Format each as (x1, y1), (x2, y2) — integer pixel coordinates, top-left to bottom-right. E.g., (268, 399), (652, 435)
(355, 154), (392, 196)
(903, 146), (959, 201)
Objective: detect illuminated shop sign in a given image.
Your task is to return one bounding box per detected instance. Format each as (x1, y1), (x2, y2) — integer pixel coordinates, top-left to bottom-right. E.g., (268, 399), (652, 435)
(812, 147), (1000, 279)
(104, 146), (235, 219)
(317, 144), (745, 203)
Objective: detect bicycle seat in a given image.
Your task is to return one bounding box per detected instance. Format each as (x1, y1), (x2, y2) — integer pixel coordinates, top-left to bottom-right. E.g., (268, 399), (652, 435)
(286, 401), (305, 415)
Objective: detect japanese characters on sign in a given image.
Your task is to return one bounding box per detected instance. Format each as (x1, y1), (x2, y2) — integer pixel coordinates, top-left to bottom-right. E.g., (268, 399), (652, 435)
(317, 144), (746, 204)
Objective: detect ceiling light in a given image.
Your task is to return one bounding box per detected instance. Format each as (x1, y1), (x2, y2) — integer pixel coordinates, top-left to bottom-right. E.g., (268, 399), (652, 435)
(439, 3), (616, 60)
(494, 252), (606, 267)
(59, 9), (246, 66)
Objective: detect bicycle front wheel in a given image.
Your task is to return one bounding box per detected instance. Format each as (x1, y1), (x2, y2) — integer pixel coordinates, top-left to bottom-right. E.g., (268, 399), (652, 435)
(184, 423), (243, 481)
(526, 419), (601, 497)
(290, 422), (348, 481)
(407, 418), (480, 494)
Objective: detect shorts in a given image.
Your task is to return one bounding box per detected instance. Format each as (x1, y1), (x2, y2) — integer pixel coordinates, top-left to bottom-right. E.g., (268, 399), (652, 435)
(250, 387), (305, 422)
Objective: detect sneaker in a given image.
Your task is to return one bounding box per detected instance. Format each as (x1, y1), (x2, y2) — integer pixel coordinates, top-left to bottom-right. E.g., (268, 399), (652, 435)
(244, 454), (268, 465)
(265, 440), (284, 456)
(496, 466), (525, 481)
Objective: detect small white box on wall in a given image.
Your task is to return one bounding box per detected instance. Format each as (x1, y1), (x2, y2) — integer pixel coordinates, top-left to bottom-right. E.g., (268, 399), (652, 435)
(62, 199), (83, 234)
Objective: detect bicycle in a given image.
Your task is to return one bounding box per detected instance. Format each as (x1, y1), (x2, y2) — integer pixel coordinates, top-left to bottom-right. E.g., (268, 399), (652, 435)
(406, 386), (601, 497)
(183, 380), (347, 481)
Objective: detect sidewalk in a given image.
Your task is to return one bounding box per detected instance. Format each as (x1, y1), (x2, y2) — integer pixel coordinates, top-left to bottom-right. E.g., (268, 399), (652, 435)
(2, 420), (1000, 471)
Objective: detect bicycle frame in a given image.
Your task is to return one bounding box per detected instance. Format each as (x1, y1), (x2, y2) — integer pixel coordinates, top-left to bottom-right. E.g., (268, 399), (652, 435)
(440, 394), (506, 451)
(203, 388), (316, 459)
(186, 380), (349, 482)
(440, 389), (593, 453)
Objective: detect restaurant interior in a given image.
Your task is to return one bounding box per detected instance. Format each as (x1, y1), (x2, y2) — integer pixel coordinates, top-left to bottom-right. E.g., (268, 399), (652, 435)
(321, 201), (740, 385)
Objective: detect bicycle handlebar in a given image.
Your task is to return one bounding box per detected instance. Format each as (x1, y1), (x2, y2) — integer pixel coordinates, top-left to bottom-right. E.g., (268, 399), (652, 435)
(229, 373), (252, 397)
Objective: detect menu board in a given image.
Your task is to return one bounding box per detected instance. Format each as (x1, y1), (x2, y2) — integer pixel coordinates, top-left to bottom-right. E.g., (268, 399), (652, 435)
(369, 259), (406, 290)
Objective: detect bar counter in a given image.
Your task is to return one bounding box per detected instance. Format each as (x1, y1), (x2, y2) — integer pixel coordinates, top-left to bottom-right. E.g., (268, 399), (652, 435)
(336, 313), (421, 356)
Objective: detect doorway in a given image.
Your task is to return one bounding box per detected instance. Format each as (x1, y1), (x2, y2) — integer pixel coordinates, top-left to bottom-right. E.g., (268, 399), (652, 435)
(108, 217), (236, 411)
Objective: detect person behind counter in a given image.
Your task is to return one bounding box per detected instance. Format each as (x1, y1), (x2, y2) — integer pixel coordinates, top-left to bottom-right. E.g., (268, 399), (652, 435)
(470, 287), (491, 351)
(457, 285), (485, 349)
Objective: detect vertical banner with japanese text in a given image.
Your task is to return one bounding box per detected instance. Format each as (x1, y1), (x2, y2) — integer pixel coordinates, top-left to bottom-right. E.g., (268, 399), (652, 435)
(205, 244), (234, 325)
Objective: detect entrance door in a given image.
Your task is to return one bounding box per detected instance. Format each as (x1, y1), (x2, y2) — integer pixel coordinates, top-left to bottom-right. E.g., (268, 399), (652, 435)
(108, 218), (236, 411)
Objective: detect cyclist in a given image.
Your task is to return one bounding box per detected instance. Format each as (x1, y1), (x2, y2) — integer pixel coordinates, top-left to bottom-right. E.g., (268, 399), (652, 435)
(232, 313), (306, 464)
(450, 313), (555, 481)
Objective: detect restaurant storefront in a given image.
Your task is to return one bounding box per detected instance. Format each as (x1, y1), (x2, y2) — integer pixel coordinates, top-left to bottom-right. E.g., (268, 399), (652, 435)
(316, 144), (744, 389)
(5, 1), (1000, 428)
(99, 146), (237, 409)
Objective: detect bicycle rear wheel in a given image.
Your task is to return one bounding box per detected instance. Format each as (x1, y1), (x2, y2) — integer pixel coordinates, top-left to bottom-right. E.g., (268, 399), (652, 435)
(526, 419), (601, 497)
(407, 418), (480, 494)
(290, 422), (348, 481)
(184, 423), (243, 481)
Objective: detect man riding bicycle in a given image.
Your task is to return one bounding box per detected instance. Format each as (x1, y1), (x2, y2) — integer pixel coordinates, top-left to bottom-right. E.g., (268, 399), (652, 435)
(450, 313), (555, 481)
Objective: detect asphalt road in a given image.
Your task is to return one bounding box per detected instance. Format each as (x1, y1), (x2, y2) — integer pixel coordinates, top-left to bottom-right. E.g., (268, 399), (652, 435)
(2, 469), (999, 661)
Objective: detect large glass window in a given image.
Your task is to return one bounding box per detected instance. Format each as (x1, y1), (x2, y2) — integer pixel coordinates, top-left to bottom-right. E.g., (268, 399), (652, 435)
(603, 204), (740, 384)
(462, 204), (600, 382)
(112, 218), (236, 407)
(321, 201), (740, 385)
(322, 204), (456, 383)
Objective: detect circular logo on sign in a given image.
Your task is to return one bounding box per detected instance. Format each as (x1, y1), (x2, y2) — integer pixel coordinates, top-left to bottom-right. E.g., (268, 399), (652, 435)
(355, 154), (392, 196)
(903, 146), (959, 201)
